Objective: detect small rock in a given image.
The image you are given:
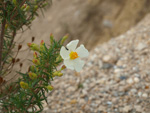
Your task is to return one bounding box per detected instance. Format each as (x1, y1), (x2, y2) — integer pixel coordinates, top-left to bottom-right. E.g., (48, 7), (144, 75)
(114, 108), (118, 112)
(97, 111), (102, 113)
(115, 73), (121, 78)
(119, 92), (126, 96)
(127, 78), (134, 84)
(87, 62), (92, 66)
(84, 96), (89, 102)
(131, 89), (137, 93)
(116, 60), (124, 66)
(98, 60), (103, 68)
(133, 77), (140, 83)
(134, 73), (140, 77)
(113, 91), (119, 97)
(120, 76), (127, 80)
(136, 43), (147, 51)
(94, 47), (99, 53)
(106, 101), (112, 105)
(134, 105), (143, 112)
(91, 54), (97, 61)
(103, 20), (113, 28)
(78, 99), (85, 104)
(90, 103), (98, 107)
(67, 86), (76, 92)
(122, 105), (132, 112)
(138, 92), (142, 97)
(114, 68), (122, 73)
(95, 100), (101, 105)
(82, 90), (88, 95)
(70, 99), (77, 104)
(132, 67), (139, 72)
(103, 55), (111, 62)
(98, 105), (106, 111)
(142, 93), (148, 98)
(102, 54), (117, 64)
(102, 63), (113, 69)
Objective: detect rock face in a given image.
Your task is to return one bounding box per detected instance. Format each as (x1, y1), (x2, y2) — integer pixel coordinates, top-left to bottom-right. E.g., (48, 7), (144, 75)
(42, 14), (150, 113)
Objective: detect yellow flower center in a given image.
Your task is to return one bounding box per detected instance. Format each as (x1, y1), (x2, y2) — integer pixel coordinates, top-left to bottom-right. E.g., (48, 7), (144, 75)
(69, 51), (79, 60)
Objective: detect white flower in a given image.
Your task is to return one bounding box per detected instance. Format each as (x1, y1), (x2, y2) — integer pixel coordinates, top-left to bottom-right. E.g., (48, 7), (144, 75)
(60, 40), (89, 72)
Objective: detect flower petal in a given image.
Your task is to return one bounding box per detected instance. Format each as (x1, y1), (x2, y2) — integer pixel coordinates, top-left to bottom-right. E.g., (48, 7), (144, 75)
(73, 58), (85, 72)
(66, 40), (79, 51)
(75, 44), (89, 58)
(60, 46), (70, 59)
(64, 59), (74, 70)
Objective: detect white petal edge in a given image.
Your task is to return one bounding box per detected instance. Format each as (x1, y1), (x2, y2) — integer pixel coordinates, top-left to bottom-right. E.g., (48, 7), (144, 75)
(73, 58), (85, 72)
(60, 46), (70, 59)
(66, 40), (79, 51)
(75, 44), (89, 58)
(64, 59), (74, 70)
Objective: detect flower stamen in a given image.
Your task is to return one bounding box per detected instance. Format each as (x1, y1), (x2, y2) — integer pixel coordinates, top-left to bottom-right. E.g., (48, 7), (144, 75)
(69, 51), (79, 60)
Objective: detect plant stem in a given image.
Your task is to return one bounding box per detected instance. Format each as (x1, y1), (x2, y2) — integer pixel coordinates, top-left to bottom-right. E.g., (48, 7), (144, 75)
(0, 19), (6, 73)
(1, 30), (16, 70)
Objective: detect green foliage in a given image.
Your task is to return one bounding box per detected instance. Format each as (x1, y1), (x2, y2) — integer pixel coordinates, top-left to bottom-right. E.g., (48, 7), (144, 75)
(0, 0), (51, 76)
(0, 0), (69, 112)
(0, 35), (67, 112)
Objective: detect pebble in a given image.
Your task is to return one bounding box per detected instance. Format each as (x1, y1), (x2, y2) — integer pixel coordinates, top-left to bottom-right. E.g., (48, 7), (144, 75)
(119, 92), (126, 96)
(70, 99), (77, 104)
(113, 92), (119, 97)
(84, 96), (89, 101)
(103, 20), (113, 28)
(126, 78), (134, 84)
(138, 92), (142, 97)
(142, 93), (148, 98)
(102, 63), (113, 69)
(132, 67), (139, 72)
(134, 105), (142, 112)
(133, 77), (140, 83)
(98, 60), (103, 68)
(98, 106), (106, 111)
(82, 90), (88, 96)
(91, 54), (97, 61)
(90, 103), (98, 107)
(116, 60), (124, 66)
(131, 89), (137, 93)
(103, 55), (111, 63)
(136, 43), (147, 51)
(120, 76), (127, 80)
(102, 54), (117, 64)
(114, 68), (122, 73)
(78, 99), (85, 104)
(122, 105), (132, 112)
(106, 101), (112, 105)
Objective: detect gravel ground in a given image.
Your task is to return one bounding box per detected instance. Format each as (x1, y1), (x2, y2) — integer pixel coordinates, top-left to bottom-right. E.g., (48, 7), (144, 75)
(42, 14), (150, 113)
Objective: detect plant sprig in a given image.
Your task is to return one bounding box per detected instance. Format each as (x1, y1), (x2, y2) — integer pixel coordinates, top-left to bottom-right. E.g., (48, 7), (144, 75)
(0, 35), (68, 112)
